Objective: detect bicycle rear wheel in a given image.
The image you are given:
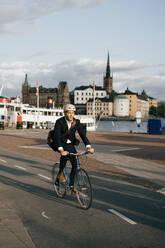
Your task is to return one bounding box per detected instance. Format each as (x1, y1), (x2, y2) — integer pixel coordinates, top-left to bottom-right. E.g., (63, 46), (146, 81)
(74, 168), (92, 209)
(52, 163), (66, 198)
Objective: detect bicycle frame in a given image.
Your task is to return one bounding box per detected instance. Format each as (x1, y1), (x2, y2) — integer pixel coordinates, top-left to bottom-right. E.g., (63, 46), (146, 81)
(52, 151), (93, 209)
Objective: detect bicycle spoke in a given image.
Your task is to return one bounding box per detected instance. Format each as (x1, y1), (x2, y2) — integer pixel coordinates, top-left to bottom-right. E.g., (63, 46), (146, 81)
(75, 168), (92, 209)
(52, 163), (66, 198)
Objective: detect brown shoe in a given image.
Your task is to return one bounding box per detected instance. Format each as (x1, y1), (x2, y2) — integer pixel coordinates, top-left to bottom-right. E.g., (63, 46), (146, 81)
(58, 172), (66, 183)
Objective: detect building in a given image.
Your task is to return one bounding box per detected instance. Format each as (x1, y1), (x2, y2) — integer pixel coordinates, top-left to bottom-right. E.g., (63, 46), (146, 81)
(137, 96), (149, 119)
(74, 85), (107, 105)
(74, 85), (107, 114)
(57, 81), (70, 108)
(148, 97), (158, 108)
(103, 52), (113, 93)
(124, 88), (149, 119)
(87, 98), (113, 118)
(114, 95), (129, 117)
(22, 74), (70, 108)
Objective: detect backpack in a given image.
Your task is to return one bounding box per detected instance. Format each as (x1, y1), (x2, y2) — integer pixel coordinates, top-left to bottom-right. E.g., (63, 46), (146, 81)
(47, 129), (57, 151)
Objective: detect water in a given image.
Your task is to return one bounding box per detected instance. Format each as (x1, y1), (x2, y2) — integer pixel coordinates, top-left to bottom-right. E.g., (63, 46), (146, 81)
(96, 120), (147, 133)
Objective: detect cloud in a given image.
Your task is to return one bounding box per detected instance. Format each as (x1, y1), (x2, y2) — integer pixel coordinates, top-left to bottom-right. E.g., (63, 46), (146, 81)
(0, 58), (164, 101)
(0, 0), (107, 34)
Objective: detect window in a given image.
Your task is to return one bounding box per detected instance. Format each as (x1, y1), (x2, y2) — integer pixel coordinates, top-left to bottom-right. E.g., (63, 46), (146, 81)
(77, 92), (79, 95)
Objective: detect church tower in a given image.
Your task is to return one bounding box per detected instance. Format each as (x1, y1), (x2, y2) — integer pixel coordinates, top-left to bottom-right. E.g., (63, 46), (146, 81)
(103, 52), (113, 93)
(57, 81), (70, 107)
(22, 74), (30, 104)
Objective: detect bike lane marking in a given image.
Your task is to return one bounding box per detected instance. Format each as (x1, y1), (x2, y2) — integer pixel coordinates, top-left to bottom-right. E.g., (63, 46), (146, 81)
(0, 158), (7, 163)
(15, 165), (27, 171)
(157, 187), (165, 196)
(38, 174), (52, 181)
(41, 211), (50, 220)
(108, 209), (137, 225)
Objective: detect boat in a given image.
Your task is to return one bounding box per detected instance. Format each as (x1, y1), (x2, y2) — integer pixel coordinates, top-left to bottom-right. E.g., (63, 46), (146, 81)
(0, 101), (96, 131)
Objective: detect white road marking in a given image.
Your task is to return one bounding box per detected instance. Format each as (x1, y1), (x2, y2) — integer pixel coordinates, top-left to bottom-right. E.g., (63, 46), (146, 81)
(157, 187), (165, 195)
(38, 174), (51, 181)
(112, 148), (140, 152)
(108, 209), (137, 225)
(15, 165), (27, 171)
(20, 145), (49, 150)
(41, 211), (50, 220)
(0, 159), (7, 163)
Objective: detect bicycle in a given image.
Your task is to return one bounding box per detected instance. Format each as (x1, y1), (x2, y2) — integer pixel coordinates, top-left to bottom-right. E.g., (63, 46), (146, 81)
(52, 151), (93, 210)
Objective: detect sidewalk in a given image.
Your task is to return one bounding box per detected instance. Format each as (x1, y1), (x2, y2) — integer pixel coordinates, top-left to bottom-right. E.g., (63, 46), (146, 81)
(0, 183), (36, 248)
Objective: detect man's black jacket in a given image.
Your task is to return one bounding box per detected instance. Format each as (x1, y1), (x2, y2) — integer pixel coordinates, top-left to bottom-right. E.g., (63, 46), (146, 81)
(53, 116), (90, 150)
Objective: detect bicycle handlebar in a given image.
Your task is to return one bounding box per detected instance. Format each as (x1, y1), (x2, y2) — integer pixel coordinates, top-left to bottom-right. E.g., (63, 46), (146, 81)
(69, 151), (91, 156)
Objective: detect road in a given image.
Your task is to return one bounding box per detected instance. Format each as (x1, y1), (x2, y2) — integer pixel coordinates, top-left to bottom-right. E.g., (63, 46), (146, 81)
(0, 148), (165, 248)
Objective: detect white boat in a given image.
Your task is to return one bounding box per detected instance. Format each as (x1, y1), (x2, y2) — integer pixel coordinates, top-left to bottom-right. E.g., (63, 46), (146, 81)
(0, 102), (96, 131)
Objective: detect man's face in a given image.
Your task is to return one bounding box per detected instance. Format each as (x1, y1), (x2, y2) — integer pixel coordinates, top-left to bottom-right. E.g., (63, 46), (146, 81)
(65, 110), (74, 121)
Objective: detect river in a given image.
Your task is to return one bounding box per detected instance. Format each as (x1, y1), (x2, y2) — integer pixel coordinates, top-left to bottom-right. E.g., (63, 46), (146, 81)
(96, 120), (148, 133)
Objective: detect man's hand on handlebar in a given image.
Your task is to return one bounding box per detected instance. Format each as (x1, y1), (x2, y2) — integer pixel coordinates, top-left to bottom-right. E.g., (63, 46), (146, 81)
(60, 150), (69, 156)
(87, 147), (94, 154)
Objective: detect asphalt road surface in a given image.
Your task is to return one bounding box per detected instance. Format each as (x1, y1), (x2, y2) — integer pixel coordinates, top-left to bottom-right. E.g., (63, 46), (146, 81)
(0, 148), (165, 248)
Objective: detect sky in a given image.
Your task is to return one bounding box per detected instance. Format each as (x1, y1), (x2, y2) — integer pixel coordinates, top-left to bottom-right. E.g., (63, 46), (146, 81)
(0, 0), (165, 101)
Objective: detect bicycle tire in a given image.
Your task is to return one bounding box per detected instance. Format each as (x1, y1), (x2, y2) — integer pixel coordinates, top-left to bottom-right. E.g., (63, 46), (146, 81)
(52, 163), (66, 198)
(74, 168), (92, 210)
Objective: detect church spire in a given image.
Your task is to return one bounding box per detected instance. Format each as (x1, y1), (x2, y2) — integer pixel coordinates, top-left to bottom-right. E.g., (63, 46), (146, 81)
(106, 52), (111, 78)
(23, 73), (29, 86)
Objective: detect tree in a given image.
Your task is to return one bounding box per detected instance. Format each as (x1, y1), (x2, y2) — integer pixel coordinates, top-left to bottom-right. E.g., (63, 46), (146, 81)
(149, 105), (157, 116)
(157, 103), (165, 117)
(108, 90), (118, 101)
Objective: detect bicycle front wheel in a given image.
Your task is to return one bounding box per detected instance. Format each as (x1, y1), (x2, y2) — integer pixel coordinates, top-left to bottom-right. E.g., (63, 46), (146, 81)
(52, 163), (66, 198)
(74, 168), (92, 210)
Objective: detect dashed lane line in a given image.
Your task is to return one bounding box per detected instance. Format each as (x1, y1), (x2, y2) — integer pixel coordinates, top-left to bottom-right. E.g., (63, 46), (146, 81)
(111, 147), (140, 152)
(20, 145), (49, 150)
(38, 174), (52, 181)
(0, 158), (7, 163)
(15, 165), (27, 171)
(108, 209), (137, 225)
(157, 187), (165, 195)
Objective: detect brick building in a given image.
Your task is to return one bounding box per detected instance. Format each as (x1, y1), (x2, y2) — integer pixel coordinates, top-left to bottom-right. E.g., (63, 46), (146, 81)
(22, 74), (70, 108)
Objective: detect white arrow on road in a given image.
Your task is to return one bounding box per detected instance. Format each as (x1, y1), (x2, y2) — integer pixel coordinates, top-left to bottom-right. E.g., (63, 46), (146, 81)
(41, 211), (50, 220)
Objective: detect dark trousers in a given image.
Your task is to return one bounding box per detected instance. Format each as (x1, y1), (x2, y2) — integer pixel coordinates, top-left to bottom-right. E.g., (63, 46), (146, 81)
(59, 143), (77, 186)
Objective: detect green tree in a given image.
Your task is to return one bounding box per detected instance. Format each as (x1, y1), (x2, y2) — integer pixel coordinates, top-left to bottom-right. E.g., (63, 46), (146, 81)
(157, 103), (165, 117)
(149, 105), (157, 116)
(108, 90), (118, 101)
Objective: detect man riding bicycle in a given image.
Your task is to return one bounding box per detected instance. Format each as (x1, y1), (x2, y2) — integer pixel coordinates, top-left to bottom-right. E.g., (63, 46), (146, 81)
(53, 104), (94, 190)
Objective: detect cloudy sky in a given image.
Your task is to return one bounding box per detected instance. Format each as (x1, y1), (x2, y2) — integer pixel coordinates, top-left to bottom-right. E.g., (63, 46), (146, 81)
(0, 0), (165, 101)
